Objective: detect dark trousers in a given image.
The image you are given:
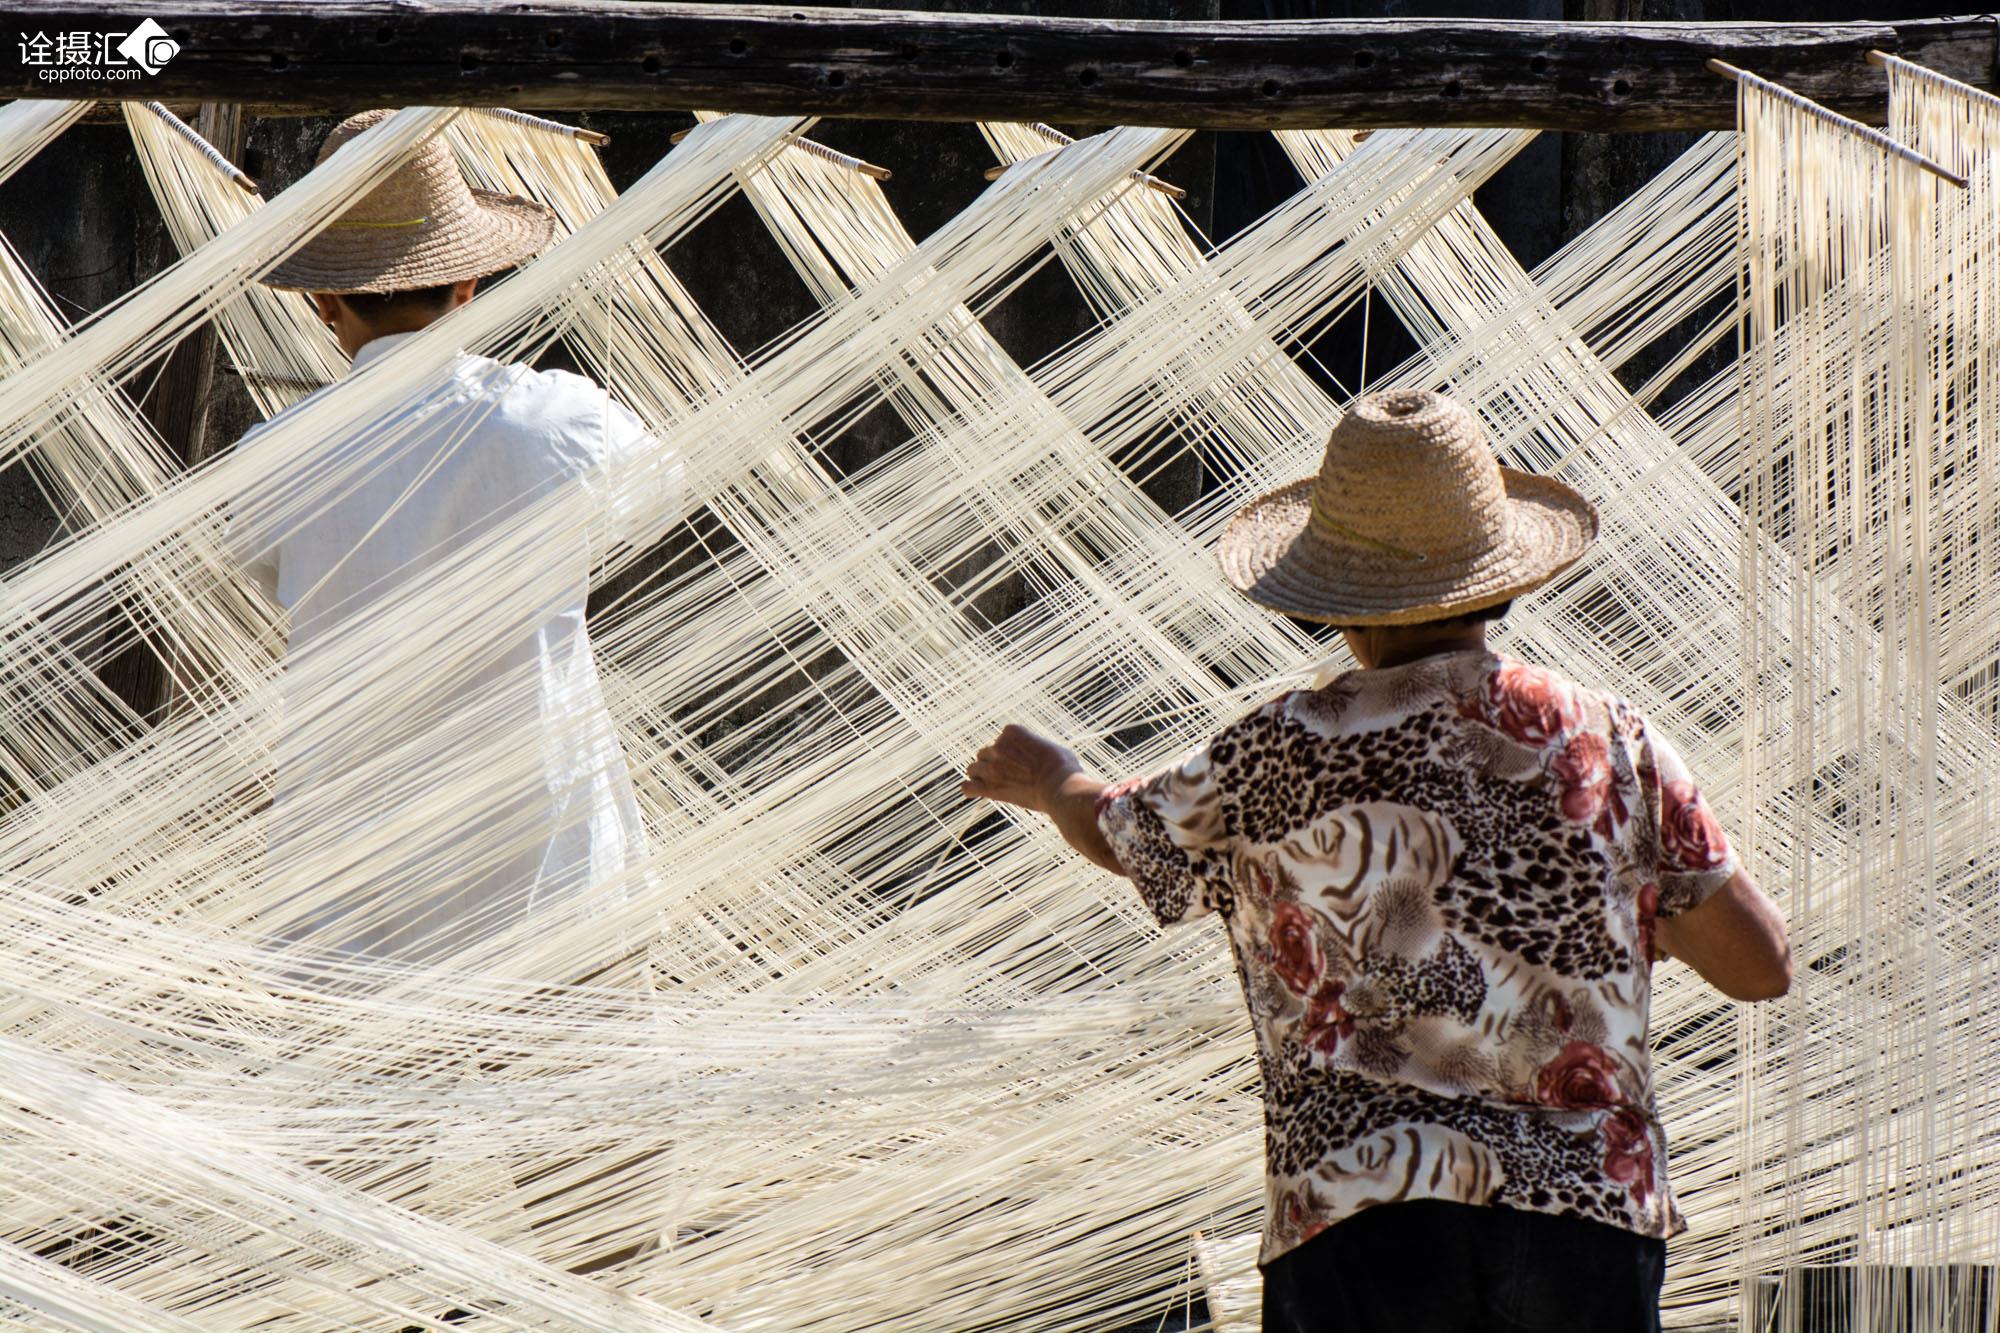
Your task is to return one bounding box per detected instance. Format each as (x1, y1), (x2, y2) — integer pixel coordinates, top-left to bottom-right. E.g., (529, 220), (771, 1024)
(1260, 1199), (1665, 1333)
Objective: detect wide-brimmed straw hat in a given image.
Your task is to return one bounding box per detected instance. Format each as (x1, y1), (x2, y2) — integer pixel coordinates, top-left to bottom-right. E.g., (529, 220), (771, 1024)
(1217, 389), (1597, 626)
(262, 108), (556, 294)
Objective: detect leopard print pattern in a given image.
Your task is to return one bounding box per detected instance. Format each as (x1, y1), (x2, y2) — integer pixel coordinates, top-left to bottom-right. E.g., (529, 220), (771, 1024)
(1097, 651), (1739, 1264)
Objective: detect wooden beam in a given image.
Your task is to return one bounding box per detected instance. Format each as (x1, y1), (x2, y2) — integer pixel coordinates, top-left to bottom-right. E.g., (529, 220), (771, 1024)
(98, 101), (246, 723)
(4, 5), (1995, 131)
(161, 103), (248, 470)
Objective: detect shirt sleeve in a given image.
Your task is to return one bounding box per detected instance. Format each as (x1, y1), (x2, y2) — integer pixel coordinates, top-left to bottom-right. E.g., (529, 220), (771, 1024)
(1095, 730), (1243, 928)
(230, 529), (281, 604)
(583, 394), (685, 556)
(218, 421), (281, 603)
(1641, 723), (1740, 918)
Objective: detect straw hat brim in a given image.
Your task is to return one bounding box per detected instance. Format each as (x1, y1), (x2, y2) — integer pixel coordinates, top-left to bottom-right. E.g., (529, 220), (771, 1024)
(261, 189), (557, 294)
(1217, 468), (1598, 626)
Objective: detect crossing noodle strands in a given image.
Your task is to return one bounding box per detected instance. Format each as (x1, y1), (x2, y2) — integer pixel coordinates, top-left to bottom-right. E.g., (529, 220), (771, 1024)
(0, 76), (1986, 1330)
(1730, 65), (2000, 1333)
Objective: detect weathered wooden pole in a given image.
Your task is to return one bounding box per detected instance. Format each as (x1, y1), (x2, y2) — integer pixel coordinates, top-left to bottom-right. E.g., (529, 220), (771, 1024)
(0, 3), (1993, 130)
(136, 102), (246, 471)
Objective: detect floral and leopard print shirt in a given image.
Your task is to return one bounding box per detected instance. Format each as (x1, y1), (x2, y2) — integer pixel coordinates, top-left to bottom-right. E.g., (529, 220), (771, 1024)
(1095, 650), (1739, 1266)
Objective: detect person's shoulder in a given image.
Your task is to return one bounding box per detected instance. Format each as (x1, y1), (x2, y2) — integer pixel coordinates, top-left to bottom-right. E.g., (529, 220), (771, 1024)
(506, 362), (637, 424)
(1481, 651), (1627, 715)
(1561, 669), (1630, 726)
(1555, 674), (1658, 759)
(1539, 661), (1649, 739)
(1446, 652), (1657, 759)
(1244, 686), (1314, 725)
(228, 379), (338, 456)
(457, 356), (611, 425)
(517, 363), (608, 398)
(1212, 687), (1318, 753)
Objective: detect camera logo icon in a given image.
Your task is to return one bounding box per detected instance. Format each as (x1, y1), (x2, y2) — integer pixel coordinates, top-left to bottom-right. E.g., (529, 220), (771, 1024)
(116, 18), (179, 74)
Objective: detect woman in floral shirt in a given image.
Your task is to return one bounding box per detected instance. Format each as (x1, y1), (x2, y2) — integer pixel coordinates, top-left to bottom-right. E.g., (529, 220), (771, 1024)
(964, 391), (1790, 1332)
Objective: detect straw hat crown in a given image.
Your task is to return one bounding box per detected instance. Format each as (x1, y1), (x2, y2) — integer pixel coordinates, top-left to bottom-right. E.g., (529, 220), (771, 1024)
(262, 108), (556, 294)
(1218, 389), (1597, 626)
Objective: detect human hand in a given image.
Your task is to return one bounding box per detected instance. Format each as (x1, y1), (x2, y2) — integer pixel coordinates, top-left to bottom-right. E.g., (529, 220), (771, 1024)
(962, 724), (1083, 813)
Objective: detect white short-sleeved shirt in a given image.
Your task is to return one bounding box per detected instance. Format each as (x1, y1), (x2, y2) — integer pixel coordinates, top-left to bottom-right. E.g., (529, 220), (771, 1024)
(229, 330), (678, 964)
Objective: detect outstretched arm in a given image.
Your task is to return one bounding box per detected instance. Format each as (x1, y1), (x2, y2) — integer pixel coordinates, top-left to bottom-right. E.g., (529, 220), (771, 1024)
(1654, 867), (1791, 1001)
(962, 725), (1128, 877)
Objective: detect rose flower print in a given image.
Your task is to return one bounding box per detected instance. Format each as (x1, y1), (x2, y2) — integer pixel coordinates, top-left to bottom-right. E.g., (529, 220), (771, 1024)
(1599, 1107), (1656, 1206)
(1265, 901), (1323, 996)
(1660, 780), (1729, 870)
(1465, 659), (1583, 750)
(1300, 978), (1357, 1059)
(1550, 731), (1628, 838)
(1534, 1041), (1624, 1111)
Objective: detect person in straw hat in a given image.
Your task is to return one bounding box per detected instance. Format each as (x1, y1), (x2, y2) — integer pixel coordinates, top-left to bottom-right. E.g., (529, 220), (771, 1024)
(228, 108), (676, 971)
(964, 389), (1789, 1331)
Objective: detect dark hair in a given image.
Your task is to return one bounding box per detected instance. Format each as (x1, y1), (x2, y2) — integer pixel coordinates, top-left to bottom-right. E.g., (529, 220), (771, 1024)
(331, 281), (463, 321)
(1320, 599), (1513, 634)
(1427, 598), (1512, 627)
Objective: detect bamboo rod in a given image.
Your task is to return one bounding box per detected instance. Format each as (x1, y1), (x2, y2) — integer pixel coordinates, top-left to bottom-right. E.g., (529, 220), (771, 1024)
(476, 107), (611, 146)
(1867, 47), (2000, 118)
(669, 125), (892, 180)
(1707, 58), (1969, 188)
(141, 101), (259, 193)
(980, 122), (1188, 201)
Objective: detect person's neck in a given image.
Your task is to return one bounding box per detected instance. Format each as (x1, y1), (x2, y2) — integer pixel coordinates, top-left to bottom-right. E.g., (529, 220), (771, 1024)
(346, 321), (433, 359)
(1359, 625), (1489, 670)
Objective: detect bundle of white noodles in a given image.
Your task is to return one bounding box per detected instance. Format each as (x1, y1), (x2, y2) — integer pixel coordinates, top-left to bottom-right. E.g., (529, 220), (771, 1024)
(0, 65), (1985, 1329)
